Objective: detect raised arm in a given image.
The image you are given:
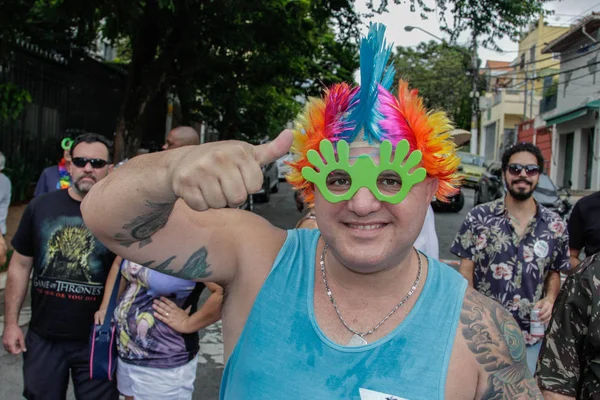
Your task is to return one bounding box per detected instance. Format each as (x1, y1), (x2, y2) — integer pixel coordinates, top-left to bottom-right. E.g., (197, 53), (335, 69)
(81, 131), (293, 283)
(460, 288), (542, 399)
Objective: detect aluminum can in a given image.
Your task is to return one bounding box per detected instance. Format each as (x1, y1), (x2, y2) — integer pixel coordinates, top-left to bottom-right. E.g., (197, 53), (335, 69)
(530, 308), (545, 337)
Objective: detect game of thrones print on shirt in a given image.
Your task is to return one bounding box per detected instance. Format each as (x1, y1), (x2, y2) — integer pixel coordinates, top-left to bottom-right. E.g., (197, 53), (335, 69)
(11, 189), (115, 340)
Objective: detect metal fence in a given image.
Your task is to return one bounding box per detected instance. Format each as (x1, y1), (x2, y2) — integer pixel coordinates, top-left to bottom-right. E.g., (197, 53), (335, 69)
(0, 44), (127, 200)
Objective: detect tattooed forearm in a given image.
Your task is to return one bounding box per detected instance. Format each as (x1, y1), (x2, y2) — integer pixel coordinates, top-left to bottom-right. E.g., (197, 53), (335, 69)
(140, 248), (210, 280)
(114, 201), (174, 248)
(460, 289), (543, 399)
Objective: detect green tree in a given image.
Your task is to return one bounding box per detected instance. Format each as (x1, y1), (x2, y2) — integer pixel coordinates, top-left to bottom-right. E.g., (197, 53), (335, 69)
(99, 0), (359, 157)
(0, 0), (359, 160)
(370, 0), (550, 50)
(392, 41), (472, 129)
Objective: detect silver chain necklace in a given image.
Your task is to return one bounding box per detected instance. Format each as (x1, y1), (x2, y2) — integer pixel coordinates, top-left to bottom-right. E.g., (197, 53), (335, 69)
(320, 244), (422, 346)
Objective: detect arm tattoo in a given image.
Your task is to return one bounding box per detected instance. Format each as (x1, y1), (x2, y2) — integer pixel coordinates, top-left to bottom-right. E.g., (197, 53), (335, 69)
(140, 248), (211, 280)
(141, 256), (177, 274)
(114, 201), (174, 248)
(460, 290), (543, 399)
(178, 247), (211, 280)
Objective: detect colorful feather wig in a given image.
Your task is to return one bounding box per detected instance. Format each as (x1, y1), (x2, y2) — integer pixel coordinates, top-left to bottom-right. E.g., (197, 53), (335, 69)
(57, 158), (71, 189)
(286, 23), (461, 205)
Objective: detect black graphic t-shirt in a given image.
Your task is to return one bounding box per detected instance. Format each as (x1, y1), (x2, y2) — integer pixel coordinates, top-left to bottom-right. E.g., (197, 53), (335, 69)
(11, 189), (115, 340)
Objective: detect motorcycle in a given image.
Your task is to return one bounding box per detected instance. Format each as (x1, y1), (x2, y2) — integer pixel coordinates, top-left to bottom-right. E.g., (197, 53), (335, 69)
(556, 187), (572, 220)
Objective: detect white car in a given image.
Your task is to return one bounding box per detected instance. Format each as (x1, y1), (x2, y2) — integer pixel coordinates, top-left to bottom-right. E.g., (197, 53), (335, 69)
(277, 152), (293, 181)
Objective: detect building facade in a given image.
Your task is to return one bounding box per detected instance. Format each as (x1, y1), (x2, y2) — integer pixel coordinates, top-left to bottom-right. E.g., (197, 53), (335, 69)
(479, 17), (568, 161)
(541, 13), (600, 191)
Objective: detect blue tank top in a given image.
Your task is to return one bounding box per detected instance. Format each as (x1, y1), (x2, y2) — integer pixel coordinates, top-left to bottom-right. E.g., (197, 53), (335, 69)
(221, 229), (467, 400)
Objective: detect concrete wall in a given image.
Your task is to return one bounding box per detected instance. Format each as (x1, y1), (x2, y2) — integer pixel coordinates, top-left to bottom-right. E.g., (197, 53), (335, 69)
(551, 111), (600, 190)
(516, 19), (569, 93)
(556, 35), (600, 112)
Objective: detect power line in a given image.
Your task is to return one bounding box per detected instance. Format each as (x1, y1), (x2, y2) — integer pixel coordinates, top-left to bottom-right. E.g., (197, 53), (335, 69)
(566, 1), (600, 24)
(490, 58), (600, 91)
(487, 69), (600, 93)
(481, 45), (600, 73)
(480, 24), (590, 55)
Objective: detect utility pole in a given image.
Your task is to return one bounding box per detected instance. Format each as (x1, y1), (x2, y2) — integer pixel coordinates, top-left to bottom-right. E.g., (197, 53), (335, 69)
(403, 25), (480, 153)
(529, 46), (535, 119)
(523, 71), (528, 119)
(470, 30), (479, 155)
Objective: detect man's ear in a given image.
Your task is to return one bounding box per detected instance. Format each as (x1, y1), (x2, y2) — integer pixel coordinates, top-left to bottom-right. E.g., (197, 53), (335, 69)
(426, 177), (439, 200)
(108, 164), (115, 174)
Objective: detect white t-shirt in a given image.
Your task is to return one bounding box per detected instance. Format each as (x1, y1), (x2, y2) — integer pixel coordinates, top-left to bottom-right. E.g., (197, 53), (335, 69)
(0, 172), (11, 235)
(414, 205), (439, 259)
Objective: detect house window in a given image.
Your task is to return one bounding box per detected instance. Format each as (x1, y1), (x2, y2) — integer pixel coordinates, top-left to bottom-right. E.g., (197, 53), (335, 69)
(520, 53), (525, 70)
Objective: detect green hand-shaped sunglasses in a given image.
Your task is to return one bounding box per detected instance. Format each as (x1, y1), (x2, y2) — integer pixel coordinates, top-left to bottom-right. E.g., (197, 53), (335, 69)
(301, 139), (427, 204)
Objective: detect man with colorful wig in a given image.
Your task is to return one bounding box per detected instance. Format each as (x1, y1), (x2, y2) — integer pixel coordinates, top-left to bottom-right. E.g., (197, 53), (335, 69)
(81, 24), (541, 399)
(34, 137), (73, 197)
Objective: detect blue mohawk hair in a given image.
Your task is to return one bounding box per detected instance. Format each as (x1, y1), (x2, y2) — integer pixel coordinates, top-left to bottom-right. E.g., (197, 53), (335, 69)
(341, 23), (396, 144)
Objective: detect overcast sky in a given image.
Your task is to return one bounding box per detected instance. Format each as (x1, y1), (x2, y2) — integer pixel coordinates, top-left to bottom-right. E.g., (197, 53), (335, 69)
(356, 0), (600, 65)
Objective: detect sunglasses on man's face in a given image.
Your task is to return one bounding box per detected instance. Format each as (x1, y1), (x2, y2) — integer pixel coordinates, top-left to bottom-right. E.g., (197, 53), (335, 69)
(507, 163), (540, 177)
(71, 157), (108, 169)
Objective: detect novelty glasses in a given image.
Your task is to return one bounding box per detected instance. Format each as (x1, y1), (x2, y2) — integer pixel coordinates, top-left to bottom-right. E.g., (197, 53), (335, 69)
(301, 139), (426, 204)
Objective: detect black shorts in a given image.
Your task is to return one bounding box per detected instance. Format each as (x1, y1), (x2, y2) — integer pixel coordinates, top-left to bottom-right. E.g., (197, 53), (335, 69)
(22, 329), (119, 400)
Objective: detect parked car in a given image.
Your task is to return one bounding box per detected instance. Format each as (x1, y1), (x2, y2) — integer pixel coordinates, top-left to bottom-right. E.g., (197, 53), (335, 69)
(277, 152), (293, 181)
(236, 194), (254, 212)
(474, 163), (572, 218)
(431, 189), (465, 213)
(255, 139), (280, 202)
(457, 151), (487, 188)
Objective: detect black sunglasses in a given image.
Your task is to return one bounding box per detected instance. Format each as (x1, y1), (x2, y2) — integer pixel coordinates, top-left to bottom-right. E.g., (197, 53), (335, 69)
(72, 157), (108, 169)
(507, 163), (540, 177)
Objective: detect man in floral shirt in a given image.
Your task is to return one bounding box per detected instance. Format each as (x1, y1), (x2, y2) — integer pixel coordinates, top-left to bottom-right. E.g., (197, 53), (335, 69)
(451, 142), (570, 375)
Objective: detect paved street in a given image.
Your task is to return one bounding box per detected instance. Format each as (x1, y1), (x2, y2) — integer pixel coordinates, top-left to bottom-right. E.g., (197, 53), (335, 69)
(0, 182), (471, 399)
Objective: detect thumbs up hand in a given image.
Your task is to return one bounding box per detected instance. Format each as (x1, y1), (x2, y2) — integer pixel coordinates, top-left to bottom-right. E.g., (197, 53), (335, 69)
(169, 130), (293, 211)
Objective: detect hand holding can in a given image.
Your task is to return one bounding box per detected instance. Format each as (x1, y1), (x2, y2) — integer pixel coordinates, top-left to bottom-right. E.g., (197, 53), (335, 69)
(530, 308), (545, 337)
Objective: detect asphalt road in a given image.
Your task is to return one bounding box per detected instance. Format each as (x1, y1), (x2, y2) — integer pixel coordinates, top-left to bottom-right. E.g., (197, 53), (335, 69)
(0, 182), (472, 400)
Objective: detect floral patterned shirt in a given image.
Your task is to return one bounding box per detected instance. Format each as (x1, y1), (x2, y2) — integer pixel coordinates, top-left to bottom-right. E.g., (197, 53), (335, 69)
(451, 197), (570, 345)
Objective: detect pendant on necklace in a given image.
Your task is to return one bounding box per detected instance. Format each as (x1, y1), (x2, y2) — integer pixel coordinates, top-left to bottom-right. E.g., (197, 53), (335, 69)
(347, 334), (368, 347)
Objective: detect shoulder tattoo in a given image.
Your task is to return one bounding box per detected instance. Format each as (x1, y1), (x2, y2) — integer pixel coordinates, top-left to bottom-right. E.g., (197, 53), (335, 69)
(460, 289), (543, 399)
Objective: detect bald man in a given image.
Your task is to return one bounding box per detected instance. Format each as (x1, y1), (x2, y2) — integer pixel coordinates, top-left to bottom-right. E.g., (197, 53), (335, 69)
(162, 126), (200, 150)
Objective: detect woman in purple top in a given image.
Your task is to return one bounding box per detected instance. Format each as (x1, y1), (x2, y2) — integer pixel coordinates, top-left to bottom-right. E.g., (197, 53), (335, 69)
(96, 257), (222, 400)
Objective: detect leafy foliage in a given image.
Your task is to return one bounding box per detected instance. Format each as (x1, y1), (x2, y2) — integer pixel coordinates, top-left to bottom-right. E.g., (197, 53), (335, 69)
(0, 0), (360, 159)
(370, 0), (550, 50)
(4, 152), (37, 203)
(0, 82), (31, 121)
(392, 41), (472, 129)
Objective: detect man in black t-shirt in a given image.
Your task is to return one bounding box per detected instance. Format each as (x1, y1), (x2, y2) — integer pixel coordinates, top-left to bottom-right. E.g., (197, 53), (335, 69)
(568, 191), (600, 268)
(1, 133), (119, 400)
